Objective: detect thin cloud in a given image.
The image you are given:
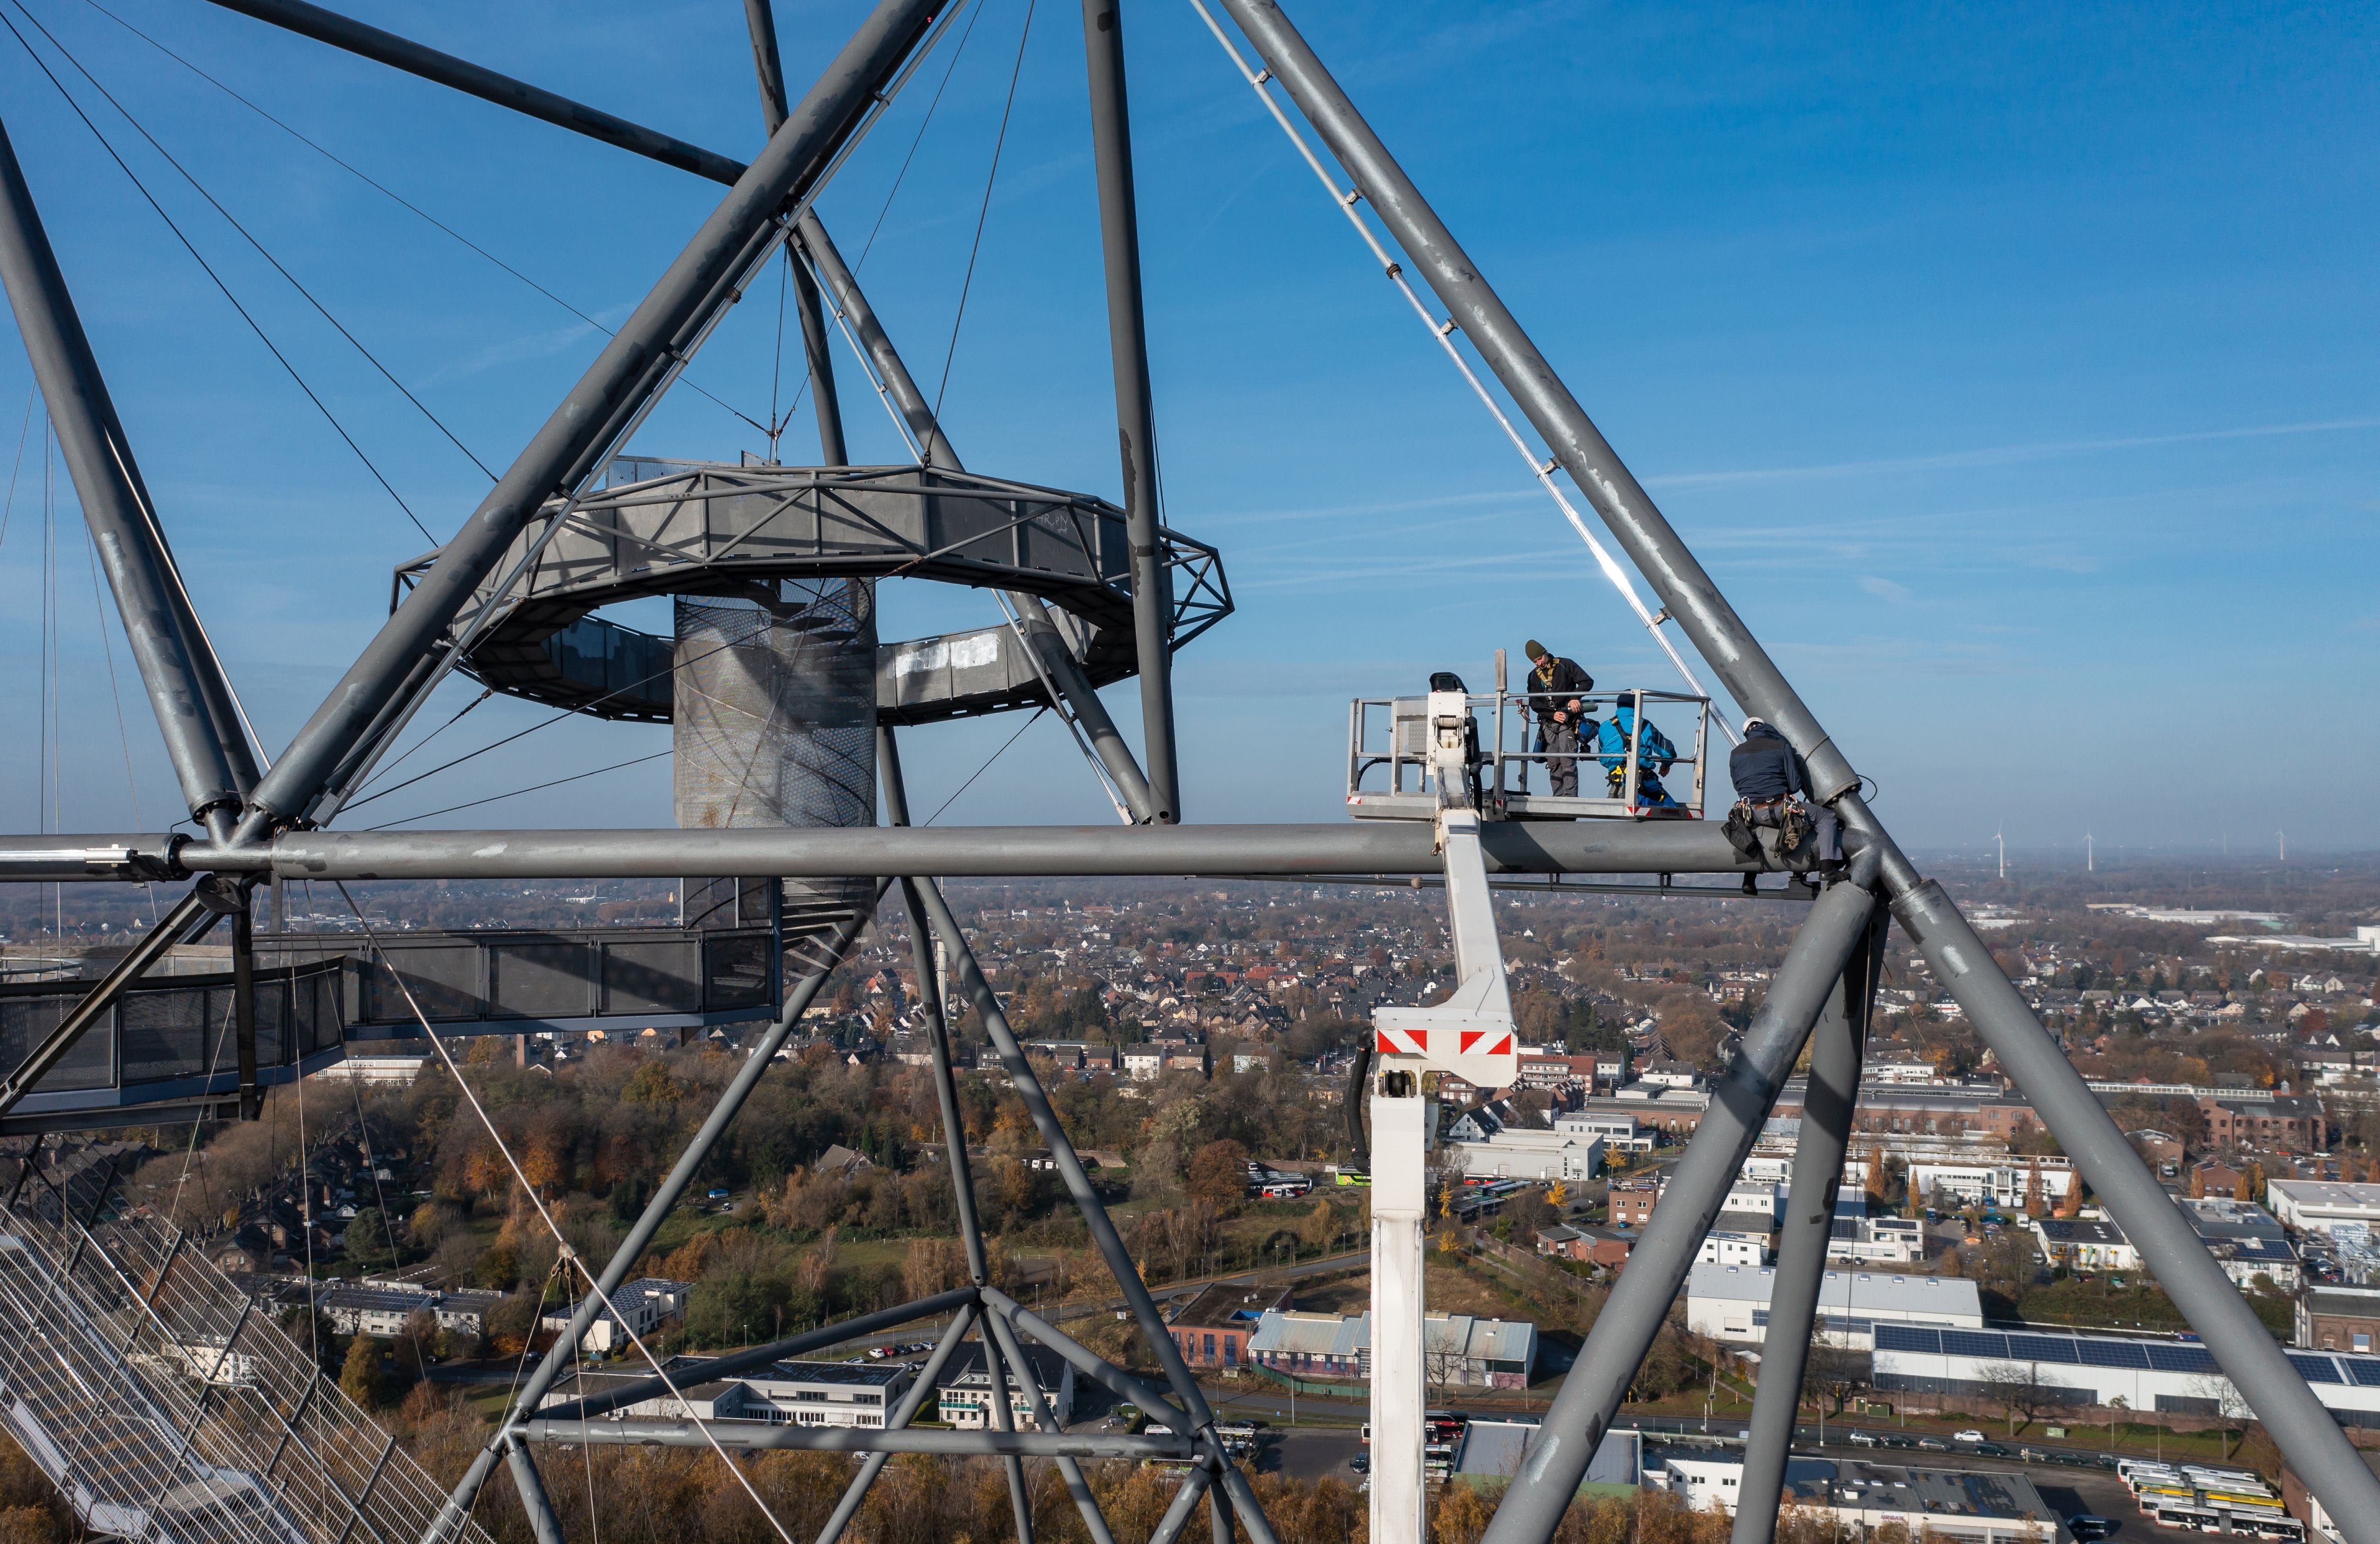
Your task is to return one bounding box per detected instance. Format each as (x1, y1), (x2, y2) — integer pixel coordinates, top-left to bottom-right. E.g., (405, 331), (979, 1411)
(1858, 575), (1912, 603)
(1646, 416), (2380, 491)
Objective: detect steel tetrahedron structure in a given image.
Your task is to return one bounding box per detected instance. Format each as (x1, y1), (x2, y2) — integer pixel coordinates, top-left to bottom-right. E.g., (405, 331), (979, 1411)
(0, 2), (2371, 1543)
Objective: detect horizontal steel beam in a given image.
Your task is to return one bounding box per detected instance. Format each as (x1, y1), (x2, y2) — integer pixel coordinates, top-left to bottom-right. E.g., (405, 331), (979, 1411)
(123, 820), (1757, 883)
(530, 1286), (978, 1425)
(518, 1420), (1192, 1459)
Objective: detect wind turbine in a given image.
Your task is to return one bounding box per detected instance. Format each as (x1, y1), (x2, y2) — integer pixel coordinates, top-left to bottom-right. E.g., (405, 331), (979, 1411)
(2086, 830), (2094, 874)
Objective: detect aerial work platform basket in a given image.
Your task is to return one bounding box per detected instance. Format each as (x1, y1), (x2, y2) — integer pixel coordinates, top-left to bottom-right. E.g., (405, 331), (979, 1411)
(1345, 688), (1709, 821)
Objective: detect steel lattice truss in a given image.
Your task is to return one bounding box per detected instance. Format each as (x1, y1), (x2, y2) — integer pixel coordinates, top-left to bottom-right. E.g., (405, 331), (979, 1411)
(0, 2), (2370, 1544)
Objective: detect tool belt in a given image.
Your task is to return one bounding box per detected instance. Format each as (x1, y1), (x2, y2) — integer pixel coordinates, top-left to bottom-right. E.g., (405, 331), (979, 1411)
(1723, 796), (1812, 861)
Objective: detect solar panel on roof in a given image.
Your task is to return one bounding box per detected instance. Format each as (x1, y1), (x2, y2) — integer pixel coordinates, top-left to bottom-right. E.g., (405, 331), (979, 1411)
(2286, 1353), (2344, 1385)
(2079, 1340), (2152, 1370)
(2346, 1360), (2380, 1389)
(2146, 1345), (2220, 1374)
(2003, 1333), (2081, 1364)
(1942, 1330), (2009, 1359)
(1873, 1324), (1943, 1354)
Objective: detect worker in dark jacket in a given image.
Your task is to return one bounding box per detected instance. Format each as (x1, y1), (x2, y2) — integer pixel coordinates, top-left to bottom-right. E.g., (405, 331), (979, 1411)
(1519, 640), (1594, 796)
(1727, 718), (1843, 884)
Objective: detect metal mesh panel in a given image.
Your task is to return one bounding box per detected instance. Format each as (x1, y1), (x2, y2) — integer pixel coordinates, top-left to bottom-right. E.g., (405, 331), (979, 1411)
(488, 942), (595, 1020)
(675, 576), (878, 973)
(0, 991), (112, 1091)
(602, 938), (705, 1015)
(120, 984), (216, 1084)
(359, 947), (479, 1023)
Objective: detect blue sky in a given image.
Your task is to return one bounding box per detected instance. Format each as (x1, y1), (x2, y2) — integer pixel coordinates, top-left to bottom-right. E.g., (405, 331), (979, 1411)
(0, 0), (2373, 854)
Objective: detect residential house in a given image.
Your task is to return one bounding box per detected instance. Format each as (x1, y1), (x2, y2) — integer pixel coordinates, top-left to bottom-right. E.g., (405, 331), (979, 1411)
(2028, 1216), (2139, 1272)
(934, 1343), (1074, 1430)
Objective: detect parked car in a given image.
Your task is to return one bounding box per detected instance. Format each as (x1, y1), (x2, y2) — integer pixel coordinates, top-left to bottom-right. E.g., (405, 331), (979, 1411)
(1847, 1431), (1879, 1447)
(2067, 1517), (2116, 1541)
(1917, 1438), (1949, 1452)
(1952, 1430), (1987, 1443)
(867, 1346), (890, 1360)
(1349, 1456), (1369, 1473)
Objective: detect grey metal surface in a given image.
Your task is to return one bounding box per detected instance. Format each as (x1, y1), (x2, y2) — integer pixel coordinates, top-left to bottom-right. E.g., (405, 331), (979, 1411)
(1491, 874), (1881, 1544)
(1214, 0), (1854, 805)
(395, 459), (1226, 725)
(1901, 879), (2380, 1544)
(531, 1286), (977, 1425)
(742, 0), (792, 133)
(175, 817), (1761, 881)
(985, 1305), (1113, 1544)
(0, 118), (256, 840)
(675, 578), (878, 936)
(911, 885), (1232, 1472)
(201, 0), (747, 187)
(1081, 0), (1179, 822)
(429, 897), (883, 1542)
(504, 1439), (567, 1544)
(1148, 1472), (1214, 1544)
(793, 214), (1158, 817)
(519, 1422), (1192, 1459)
(0, 887), (211, 1119)
(809, 1304), (978, 1544)
(1728, 909), (1884, 1544)
(982, 1288), (1189, 1433)
(237, 0), (942, 839)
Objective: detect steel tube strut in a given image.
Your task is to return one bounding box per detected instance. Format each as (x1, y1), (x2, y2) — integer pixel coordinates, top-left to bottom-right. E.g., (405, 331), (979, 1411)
(425, 898), (884, 1544)
(1150, 1473), (1214, 1544)
(200, 0), (747, 187)
(795, 214), (1157, 821)
(985, 1305), (1117, 1544)
(239, 0), (943, 841)
(810, 1304), (979, 1544)
(534, 1286), (976, 1425)
(1495, 874), (1880, 1541)
(519, 1423), (1191, 1459)
(912, 887), (1282, 1544)
(503, 1439), (567, 1544)
(1188, 9), (2380, 1539)
(1901, 881), (2380, 1544)
(742, 0), (849, 469)
(0, 117), (257, 839)
(1728, 911), (1885, 1544)
(1081, 0), (1179, 822)
(168, 819), (1760, 882)
(1215, 0), (1853, 804)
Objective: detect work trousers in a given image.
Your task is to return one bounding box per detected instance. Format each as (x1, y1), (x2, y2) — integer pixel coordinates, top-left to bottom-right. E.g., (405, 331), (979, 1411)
(1740, 797), (1844, 864)
(1537, 722), (1582, 797)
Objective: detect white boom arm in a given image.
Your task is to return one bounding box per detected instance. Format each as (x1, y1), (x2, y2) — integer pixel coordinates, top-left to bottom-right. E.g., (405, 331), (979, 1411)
(1367, 688), (1519, 1544)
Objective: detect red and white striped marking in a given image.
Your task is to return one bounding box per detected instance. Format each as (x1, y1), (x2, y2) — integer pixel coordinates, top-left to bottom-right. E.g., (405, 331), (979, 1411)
(1375, 1025), (1513, 1059)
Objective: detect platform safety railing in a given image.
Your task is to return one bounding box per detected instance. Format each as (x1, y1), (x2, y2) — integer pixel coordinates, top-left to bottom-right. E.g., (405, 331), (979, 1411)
(1346, 690), (1708, 821)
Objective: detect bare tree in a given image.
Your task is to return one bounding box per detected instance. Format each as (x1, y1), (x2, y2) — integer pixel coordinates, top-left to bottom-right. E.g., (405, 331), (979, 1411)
(1978, 1360), (2053, 1436)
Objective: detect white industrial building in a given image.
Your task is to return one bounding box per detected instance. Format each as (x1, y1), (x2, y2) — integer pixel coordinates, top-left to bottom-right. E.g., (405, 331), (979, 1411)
(535, 1357), (909, 1427)
(1553, 1110), (1652, 1153)
(1684, 1264), (1983, 1350)
(1697, 1232), (1767, 1267)
(1842, 1150), (2076, 1209)
(541, 1277), (692, 1354)
(2268, 1182), (2380, 1237)
(1656, 1455), (2070, 1544)
(1443, 1125), (1605, 1182)
(1872, 1323), (2380, 1427)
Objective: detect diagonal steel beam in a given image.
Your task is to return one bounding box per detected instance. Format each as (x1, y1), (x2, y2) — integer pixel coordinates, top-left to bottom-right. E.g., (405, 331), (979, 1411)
(531, 1286), (976, 1425)
(426, 891), (888, 1544)
(0, 117), (257, 840)
(0, 884), (220, 1119)
(796, 215), (1157, 821)
(742, 0), (847, 469)
(236, 0), (944, 842)
(199, 0), (747, 187)
(1488, 871), (1882, 1543)
(1080, 0), (1179, 822)
(1728, 909), (1885, 1544)
(1204, 8), (2380, 1542)
(519, 1422), (1189, 1459)
(811, 1304), (979, 1544)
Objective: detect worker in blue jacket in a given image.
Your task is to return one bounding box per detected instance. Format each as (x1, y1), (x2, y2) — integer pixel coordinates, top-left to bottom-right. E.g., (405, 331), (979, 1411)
(1597, 691), (1680, 809)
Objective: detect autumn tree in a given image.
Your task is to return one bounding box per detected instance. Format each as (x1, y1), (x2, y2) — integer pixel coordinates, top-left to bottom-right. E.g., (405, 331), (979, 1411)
(2023, 1159), (2046, 1220)
(1185, 1140), (1251, 1212)
(339, 1334), (387, 1410)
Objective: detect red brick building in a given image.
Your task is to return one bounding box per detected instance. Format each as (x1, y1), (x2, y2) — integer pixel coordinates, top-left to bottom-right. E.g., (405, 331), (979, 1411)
(1166, 1282), (1291, 1370)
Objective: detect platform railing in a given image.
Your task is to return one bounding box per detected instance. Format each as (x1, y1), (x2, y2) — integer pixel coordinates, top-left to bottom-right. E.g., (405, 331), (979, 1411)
(1346, 690), (1709, 821)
